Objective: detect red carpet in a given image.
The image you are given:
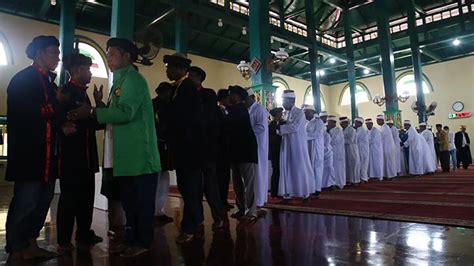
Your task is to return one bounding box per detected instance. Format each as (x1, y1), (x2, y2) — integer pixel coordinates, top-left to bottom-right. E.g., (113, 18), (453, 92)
(169, 167), (474, 227)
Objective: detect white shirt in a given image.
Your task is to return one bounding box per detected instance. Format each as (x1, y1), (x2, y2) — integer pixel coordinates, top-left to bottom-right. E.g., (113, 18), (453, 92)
(447, 131), (456, 151)
(462, 132), (468, 147)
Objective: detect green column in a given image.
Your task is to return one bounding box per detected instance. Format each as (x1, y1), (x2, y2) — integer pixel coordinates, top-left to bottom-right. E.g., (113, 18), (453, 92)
(59, 0), (77, 85)
(111, 0), (134, 40)
(375, 0), (400, 126)
(305, 0), (322, 113)
(405, 0), (426, 123)
(175, 0), (188, 55)
(343, 9), (358, 121)
(249, 0), (274, 107)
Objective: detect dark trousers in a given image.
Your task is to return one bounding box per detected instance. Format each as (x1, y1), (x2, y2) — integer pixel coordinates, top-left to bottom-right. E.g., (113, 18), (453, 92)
(440, 150), (450, 172)
(200, 163), (224, 223)
(270, 156), (280, 197)
(120, 173), (158, 248)
(216, 159), (231, 207)
(5, 180), (56, 253)
(457, 147), (471, 169)
(231, 163), (257, 217)
(176, 168), (203, 234)
(57, 174), (95, 245)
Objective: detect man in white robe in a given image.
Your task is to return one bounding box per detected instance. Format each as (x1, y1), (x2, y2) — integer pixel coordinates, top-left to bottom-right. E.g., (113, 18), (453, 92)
(340, 116), (360, 185)
(402, 120), (426, 175)
(320, 112), (336, 188)
(386, 120), (402, 175)
(354, 117), (369, 183)
(303, 105), (325, 197)
(376, 115), (398, 179)
(366, 118), (383, 180)
(277, 90), (314, 200)
(246, 89), (269, 207)
(419, 122), (437, 173)
(327, 115), (345, 189)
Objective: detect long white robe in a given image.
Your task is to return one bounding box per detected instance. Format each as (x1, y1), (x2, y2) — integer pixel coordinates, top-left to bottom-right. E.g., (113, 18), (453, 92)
(344, 126), (360, 184)
(368, 128), (383, 179)
(329, 127), (345, 188)
(404, 126), (425, 175)
(322, 131), (336, 188)
(389, 126), (402, 174)
(420, 129), (437, 173)
(356, 127), (370, 181)
(278, 106), (314, 197)
(380, 124), (398, 178)
(306, 117), (325, 192)
(249, 102), (269, 206)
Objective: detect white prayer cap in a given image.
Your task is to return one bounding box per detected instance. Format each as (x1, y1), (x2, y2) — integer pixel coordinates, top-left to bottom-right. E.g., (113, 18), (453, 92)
(282, 90), (296, 99)
(319, 111), (328, 117)
(327, 115), (337, 122)
(387, 120), (394, 124)
(404, 120), (412, 125)
(302, 104), (316, 111)
(376, 114), (385, 120)
(365, 118), (373, 123)
(314, 113), (320, 118)
(339, 116), (349, 123)
(419, 122), (427, 126)
(247, 88), (255, 96)
(355, 117), (364, 124)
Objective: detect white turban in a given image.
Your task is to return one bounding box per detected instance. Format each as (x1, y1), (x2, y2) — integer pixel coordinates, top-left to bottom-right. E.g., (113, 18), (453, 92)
(282, 90), (296, 99)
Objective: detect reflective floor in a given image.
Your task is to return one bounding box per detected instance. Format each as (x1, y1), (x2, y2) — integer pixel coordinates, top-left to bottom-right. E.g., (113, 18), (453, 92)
(0, 186), (474, 265)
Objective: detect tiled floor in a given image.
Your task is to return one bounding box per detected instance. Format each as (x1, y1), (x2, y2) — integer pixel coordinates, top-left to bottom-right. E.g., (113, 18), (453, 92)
(0, 186), (473, 265)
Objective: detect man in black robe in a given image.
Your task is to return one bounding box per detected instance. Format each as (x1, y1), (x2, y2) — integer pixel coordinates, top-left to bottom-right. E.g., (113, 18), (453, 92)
(215, 89), (232, 210)
(269, 107), (283, 198)
(455, 125), (472, 169)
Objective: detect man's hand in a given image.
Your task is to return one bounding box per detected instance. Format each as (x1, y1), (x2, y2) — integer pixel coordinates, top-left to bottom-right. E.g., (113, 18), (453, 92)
(62, 122), (77, 136)
(93, 84), (104, 105)
(67, 102), (93, 121)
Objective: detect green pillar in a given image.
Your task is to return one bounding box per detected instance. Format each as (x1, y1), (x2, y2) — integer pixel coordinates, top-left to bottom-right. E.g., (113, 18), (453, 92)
(59, 0), (77, 85)
(175, 0), (188, 55)
(375, 0), (400, 126)
(111, 0), (134, 40)
(249, 0), (274, 107)
(405, 0), (426, 123)
(305, 0), (322, 113)
(343, 9), (358, 121)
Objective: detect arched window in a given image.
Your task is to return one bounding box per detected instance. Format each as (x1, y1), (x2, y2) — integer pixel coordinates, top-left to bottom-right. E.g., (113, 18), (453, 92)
(304, 86), (326, 110)
(272, 77), (290, 107)
(75, 38), (108, 78)
(339, 82), (371, 106)
(396, 71), (433, 96)
(0, 32), (12, 66)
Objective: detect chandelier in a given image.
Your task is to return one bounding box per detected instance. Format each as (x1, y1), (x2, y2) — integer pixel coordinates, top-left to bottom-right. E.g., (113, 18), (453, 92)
(237, 60), (254, 80)
(373, 91), (410, 106)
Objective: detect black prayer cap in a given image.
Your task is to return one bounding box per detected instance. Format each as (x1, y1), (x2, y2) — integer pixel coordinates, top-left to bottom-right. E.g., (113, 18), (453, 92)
(228, 85), (248, 101)
(62, 53), (92, 71)
(217, 89), (229, 101)
(188, 66), (206, 82)
(25, 35), (59, 60)
(270, 107), (283, 117)
(106, 38), (139, 62)
(163, 53), (192, 69)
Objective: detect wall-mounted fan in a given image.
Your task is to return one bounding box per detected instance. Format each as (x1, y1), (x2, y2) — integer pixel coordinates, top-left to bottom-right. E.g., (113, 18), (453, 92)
(135, 26), (163, 66)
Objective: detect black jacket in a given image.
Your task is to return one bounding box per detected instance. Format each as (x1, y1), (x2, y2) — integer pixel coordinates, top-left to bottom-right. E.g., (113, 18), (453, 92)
(455, 131), (470, 149)
(223, 103), (258, 164)
(58, 82), (99, 178)
(168, 78), (205, 169)
(199, 87), (219, 163)
(6, 66), (61, 182)
(268, 120), (281, 161)
(152, 95), (174, 171)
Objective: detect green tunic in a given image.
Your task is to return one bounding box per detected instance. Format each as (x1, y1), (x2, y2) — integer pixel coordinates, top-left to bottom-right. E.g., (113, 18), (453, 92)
(96, 65), (161, 177)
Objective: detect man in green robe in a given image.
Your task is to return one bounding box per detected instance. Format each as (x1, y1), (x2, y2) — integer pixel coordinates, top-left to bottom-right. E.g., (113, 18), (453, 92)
(68, 38), (160, 258)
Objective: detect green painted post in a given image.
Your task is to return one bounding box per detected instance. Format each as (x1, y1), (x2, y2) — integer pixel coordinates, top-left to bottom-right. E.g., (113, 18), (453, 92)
(405, 0), (426, 123)
(249, 0), (274, 107)
(375, 0), (400, 126)
(59, 0), (77, 85)
(343, 9), (358, 121)
(305, 0), (322, 113)
(111, 0), (134, 40)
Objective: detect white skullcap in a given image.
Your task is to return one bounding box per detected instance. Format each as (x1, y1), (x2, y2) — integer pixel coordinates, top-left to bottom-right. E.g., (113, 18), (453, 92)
(387, 120), (394, 124)
(247, 88), (255, 96)
(376, 114), (385, 120)
(302, 104), (315, 111)
(314, 113), (320, 118)
(319, 111), (328, 117)
(355, 117), (364, 123)
(404, 120), (411, 125)
(282, 90), (296, 99)
(419, 122), (427, 126)
(339, 116), (349, 123)
(327, 115), (337, 122)
(365, 118), (373, 123)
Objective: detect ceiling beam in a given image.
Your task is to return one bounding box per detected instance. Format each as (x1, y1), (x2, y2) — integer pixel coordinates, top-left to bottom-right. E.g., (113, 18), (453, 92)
(37, 0), (51, 19)
(322, 0), (344, 10)
(420, 48), (443, 62)
(348, 0), (375, 10)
